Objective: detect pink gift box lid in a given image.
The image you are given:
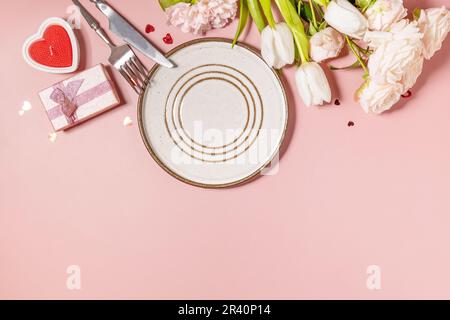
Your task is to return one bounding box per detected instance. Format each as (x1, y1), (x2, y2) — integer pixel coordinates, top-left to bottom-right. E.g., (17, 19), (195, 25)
(39, 64), (121, 131)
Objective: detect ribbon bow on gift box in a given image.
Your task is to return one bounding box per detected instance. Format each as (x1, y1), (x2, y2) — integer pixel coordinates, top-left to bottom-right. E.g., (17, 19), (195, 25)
(50, 79), (84, 124)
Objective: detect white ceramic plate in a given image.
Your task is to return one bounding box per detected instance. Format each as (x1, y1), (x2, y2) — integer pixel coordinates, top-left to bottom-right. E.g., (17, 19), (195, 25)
(138, 38), (288, 188)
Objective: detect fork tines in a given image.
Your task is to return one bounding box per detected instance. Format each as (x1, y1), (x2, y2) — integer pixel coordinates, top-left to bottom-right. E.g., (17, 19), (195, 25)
(119, 55), (149, 94)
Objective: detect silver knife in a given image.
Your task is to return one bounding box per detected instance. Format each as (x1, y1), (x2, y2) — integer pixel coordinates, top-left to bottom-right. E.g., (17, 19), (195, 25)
(90, 0), (174, 68)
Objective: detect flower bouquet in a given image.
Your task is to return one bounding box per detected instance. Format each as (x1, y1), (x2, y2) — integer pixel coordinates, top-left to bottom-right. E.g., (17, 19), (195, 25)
(160, 0), (449, 114)
(160, 0), (239, 34)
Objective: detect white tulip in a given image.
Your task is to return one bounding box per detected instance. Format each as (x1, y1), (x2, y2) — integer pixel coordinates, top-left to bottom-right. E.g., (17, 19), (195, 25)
(295, 62), (332, 106)
(310, 27), (345, 62)
(261, 22), (295, 69)
(324, 0), (368, 39)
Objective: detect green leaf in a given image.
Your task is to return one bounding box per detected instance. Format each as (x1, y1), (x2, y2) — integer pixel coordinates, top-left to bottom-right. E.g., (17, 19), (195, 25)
(312, 0), (329, 6)
(309, 23), (318, 36)
(312, 1), (326, 22)
(159, 0), (190, 10)
(275, 0), (310, 63)
(300, 2), (313, 21)
(413, 8), (421, 20)
(260, 0), (276, 28)
(247, 0), (266, 32)
(357, 0), (377, 12)
(232, 0), (250, 47)
(355, 0), (370, 9)
(355, 79), (369, 98)
(329, 60), (362, 70)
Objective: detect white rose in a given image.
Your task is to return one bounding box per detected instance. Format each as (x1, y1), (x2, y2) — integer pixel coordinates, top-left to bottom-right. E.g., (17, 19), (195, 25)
(358, 81), (403, 114)
(401, 57), (424, 93)
(324, 0), (368, 39)
(364, 19), (423, 48)
(365, 0), (407, 31)
(365, 20), (423, 92)
(358, 20), (425, 114)
(310, 27), (345, 62)
(367, 38), (422, 89)
(417, 6), (450, 60)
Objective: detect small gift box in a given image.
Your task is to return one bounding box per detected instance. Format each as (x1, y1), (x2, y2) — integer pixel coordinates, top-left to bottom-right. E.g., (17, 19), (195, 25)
(39, 64), (120, 131)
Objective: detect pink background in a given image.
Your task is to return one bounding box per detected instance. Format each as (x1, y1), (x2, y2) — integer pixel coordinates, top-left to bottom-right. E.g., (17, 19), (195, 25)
(1, 0), (450, 299)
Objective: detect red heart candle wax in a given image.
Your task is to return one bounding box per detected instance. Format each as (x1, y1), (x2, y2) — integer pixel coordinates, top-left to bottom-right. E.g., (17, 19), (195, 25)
(28, 25), (73, 68)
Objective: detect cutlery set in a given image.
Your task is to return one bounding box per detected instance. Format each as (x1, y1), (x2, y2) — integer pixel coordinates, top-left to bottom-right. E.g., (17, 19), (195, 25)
(72, 0), (174, 94)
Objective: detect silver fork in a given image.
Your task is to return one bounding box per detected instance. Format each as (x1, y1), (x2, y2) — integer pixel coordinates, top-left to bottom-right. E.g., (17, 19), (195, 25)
(72, 0), (148, 94)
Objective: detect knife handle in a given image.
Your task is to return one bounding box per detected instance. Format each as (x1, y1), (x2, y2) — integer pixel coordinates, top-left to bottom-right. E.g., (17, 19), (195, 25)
(73, 0), (114, 48)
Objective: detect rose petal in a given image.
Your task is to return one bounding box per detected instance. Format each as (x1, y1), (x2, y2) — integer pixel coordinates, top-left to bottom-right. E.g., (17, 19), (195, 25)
(22, 101), (32, 111)
(123, 116), (133, 127)
(48, 132), (57, 143)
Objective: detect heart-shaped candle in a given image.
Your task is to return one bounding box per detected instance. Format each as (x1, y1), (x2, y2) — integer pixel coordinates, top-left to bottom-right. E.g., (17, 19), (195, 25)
(23, 18), (80, 74)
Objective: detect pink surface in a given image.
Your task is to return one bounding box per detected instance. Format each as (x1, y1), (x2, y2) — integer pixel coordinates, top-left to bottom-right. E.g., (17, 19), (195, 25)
(1, 0), (450, 299)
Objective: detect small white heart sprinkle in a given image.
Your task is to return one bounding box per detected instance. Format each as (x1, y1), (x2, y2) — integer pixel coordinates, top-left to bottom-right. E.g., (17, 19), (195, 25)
(18, 110), (25, 116)
(22, 101), (32, 111)
(48, 132), (57, 143)
(123, 116), (133, 127)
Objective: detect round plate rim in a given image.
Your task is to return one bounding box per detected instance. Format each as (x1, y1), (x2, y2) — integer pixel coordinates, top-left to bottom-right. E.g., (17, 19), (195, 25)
(137, 37), (289, 189)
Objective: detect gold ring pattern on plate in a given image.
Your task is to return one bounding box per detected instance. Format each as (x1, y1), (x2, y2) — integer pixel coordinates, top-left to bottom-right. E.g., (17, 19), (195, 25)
(137, 38), (289, 188)
(164, 64), (264, 162)
(168, 69), (258, 156)
(176, 75), (251, 151)
(166, 65), (261, 155)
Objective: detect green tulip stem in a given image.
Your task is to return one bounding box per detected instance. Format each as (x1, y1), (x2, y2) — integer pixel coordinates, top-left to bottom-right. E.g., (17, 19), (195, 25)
(247, 0), (267, 32)
(309, 0), (318, 29)
(345, 35), (368, 75)
(260, 0), (276, 29)
(312, 0), (329, 7)
(275, 0), (310, 64)
(232, 0), (250, 47)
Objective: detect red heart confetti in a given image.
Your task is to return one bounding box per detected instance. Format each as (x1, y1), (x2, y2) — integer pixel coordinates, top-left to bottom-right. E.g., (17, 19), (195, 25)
(28, 25), (73, 68)
(401, 90), (412, 98)
(145, 24), (155, 33)
(163, 33), (173, 45)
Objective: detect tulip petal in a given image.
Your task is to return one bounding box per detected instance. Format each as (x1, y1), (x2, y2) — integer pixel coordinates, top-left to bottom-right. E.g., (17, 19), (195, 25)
(274, 23), (295, 65)
(310, 64), (332, 104)
(295, 66), (313, 106)
(261, 26), (278, 67)
(325, 0), (368, 39)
